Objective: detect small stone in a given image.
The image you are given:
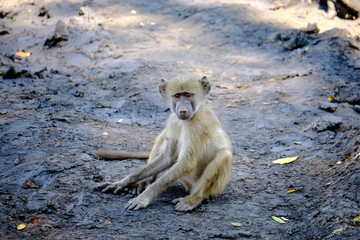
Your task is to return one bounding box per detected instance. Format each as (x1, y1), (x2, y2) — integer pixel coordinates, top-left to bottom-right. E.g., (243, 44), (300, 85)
(354, 60), (360, 69)
(353, 105), (360, 113)
(14, 158), (25, 165)
(303, 23), (319, 34)
(44, 20), (68, 48)
(319, 102), (337, 112)
(0, 110), (8, 115)
(23, 178), (40, 189)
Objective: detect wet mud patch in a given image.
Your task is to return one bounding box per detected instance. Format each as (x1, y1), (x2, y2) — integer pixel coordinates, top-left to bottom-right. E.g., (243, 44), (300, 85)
(1, 0), (360, 239)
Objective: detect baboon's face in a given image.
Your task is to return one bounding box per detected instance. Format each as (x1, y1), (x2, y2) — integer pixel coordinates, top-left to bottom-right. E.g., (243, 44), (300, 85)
(171, 92), (196, 120)
(159, 76), (211, 120)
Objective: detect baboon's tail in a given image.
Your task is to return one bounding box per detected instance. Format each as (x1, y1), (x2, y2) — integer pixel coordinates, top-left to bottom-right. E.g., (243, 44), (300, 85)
(93, 150), (150, 160)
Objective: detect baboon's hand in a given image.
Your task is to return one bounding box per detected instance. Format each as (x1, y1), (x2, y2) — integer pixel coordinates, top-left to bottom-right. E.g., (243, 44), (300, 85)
(94, 182), (112, 192)
(124, 196), (150, 210)
(172, 197), (199, 212)
(95, 180), (127, 194)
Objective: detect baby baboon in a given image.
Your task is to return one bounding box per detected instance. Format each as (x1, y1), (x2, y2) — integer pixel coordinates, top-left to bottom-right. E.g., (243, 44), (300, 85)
(96, 76), (232, 211)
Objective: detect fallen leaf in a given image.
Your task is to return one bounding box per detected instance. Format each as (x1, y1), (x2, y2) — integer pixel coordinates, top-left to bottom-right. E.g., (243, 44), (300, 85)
(272, 216), (285, 224)
(16, 51), (31, 58)
(17, 224), (26, 230)
(231, 222), (242, 227)
(226, 104), (236, 108)
(327, 225), (348, 238)
(336, 161), (342, 165)
(117, 119), (124, 123)
(286, 189), (296, 194)
(327, 96), (335, 101)
(272, 156), (298, 165)
(130, 10), (137, 15)
(281, 217), (289, 221)
(102, 132), (108, 136)
(351, 216), (360, 226)
(139, 22), (145, 27)
(304, 46), (309, 51)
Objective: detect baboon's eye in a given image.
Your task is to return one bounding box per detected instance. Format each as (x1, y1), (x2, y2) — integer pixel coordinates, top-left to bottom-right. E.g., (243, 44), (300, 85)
(174, 93), (181, 98)
(185, 93), (192, 98)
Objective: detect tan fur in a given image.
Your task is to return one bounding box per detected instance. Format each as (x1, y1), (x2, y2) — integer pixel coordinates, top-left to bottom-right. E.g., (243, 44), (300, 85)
(164, 75), (204, 102)
(93, 150), (150, 160)
(96, 76), (232, 211)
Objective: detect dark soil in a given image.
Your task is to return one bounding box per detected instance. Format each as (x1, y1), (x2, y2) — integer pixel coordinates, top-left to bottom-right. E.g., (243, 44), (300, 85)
(0, 0), (359, 239)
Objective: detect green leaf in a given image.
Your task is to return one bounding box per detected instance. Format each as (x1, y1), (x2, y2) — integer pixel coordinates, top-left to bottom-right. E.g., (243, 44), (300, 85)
(231, 222), (242, 227)
(272, 216), (285, 224)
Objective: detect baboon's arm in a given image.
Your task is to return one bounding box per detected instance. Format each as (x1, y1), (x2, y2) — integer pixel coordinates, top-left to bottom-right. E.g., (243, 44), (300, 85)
(99, 149), (174, 194)
(124, 155), (197, 210)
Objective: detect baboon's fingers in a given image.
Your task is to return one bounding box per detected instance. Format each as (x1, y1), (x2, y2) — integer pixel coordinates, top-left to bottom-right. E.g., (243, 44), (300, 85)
(114, 186), (126, 194)
(94, 182), (111, 191)
(175, 201), (195, 212)
(101, 185), (114, 193)
(136, 187), (142, 195)
(129, 186), (140, 195)
(124, 197), (148, 210)
(124, 200), (137, 210)
(134, 204), (143, 210)
(171, 197), (184, 204)
(101, 183), (121, 193)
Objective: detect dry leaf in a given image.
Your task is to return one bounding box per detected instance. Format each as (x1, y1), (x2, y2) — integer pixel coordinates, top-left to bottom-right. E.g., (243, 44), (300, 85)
(16, 51), (31, 58)
(102, 132), (108, 136)
(281, 217), (289, 221)
(113, 235), (127, 239)
(327, 96), (335, 101)
(130, 10), (137, 15)
(336, 161), (342, 165)
(139, 22), (145, 27)
(272, 156), (298, 165)
(272, 216), (285, 224)
(231, 222), (242, 227)
(286, 189), (296, 194)
(117, 119), (124, 123)
(17, 224), (26, 230)
(226, 104), (236, 108)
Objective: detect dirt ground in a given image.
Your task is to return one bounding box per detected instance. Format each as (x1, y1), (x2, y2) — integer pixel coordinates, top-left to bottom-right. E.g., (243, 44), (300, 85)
(1, 0), (360, 239)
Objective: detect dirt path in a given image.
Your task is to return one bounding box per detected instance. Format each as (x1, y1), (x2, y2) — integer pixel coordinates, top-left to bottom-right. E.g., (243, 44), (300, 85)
(1, 0), (359, 239)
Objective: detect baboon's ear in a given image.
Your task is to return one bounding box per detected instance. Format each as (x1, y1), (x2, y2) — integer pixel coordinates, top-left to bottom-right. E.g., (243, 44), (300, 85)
(159, 79), (167, 98)
(199, 76), (211, 95)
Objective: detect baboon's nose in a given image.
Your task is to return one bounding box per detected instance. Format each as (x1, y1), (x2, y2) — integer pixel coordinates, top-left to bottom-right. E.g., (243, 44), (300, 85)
(179, 109), (187, 115)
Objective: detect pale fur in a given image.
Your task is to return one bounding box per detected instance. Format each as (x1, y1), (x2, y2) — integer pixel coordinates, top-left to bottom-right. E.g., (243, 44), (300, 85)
(97, 76), (232, 211)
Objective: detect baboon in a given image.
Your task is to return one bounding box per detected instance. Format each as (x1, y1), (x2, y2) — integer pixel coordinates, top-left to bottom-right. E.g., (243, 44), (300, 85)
(96, 75), (232, 211)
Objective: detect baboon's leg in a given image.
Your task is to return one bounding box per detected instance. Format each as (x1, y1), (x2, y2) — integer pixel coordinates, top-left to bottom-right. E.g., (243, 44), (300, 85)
(173, 149), (232, 211)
